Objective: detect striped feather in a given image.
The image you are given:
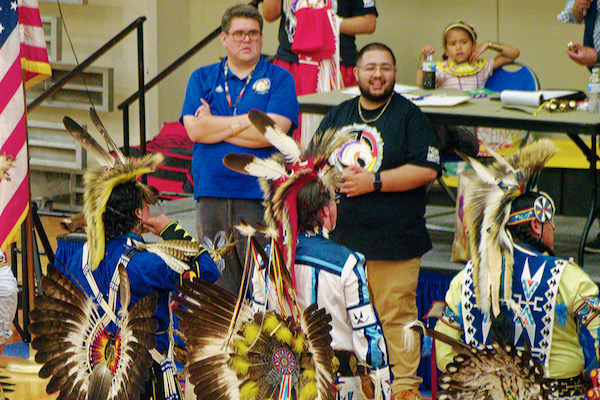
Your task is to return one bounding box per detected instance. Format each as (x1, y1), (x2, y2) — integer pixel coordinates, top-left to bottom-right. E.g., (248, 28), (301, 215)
(248, 110), (301, 164)
(89, 107), (127, 165)
(64, 116), (116, 168)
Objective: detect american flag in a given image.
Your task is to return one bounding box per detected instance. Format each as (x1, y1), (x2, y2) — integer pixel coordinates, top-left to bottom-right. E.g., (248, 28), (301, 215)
(0, 0), (51, 252)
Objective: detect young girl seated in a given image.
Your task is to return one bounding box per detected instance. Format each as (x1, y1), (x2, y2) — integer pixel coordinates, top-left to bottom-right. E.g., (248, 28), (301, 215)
(416, 21), (520, 90)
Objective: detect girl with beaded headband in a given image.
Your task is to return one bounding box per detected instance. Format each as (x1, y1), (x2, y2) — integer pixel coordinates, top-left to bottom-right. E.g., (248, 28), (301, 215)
(416, 21), (520, 90)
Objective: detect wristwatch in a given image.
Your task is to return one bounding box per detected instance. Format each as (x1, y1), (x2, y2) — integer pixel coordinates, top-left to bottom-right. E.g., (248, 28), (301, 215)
(373, 172), (382, 192)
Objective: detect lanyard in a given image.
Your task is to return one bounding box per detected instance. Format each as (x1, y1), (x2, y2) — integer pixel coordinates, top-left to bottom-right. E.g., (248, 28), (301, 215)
(224, 61), (253, 116)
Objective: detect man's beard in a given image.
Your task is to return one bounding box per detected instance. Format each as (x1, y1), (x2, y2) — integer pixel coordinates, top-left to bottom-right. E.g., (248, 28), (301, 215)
(358, 79), (395, 103)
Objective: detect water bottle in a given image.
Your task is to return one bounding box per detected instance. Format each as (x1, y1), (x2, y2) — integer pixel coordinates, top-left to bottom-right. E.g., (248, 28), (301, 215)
(588, 66), (600, 113)
(422, 53), (436, 90)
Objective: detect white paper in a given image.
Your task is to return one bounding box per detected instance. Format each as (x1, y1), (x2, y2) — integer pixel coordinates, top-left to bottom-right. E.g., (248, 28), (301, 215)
(341, 83), (419, 96)
(499, 90), (578, 107)
(403, 93), (470, 107)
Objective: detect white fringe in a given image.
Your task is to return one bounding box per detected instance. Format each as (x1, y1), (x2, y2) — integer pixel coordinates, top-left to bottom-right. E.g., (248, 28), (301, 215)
(402, 320), (425, 351)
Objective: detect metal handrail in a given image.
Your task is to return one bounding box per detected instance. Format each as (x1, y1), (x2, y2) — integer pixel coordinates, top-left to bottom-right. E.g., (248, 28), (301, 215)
(118, 0), (262, 156)
(27, 17), (147, 112)
(117, 26), (221, 111)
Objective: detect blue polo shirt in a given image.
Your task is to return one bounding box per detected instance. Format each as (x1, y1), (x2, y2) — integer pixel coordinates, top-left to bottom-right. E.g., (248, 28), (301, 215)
(180, 56), (299, 199)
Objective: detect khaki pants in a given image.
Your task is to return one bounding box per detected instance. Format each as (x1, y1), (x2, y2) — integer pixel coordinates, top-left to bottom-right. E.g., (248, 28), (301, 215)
(367, 258), (422, 393)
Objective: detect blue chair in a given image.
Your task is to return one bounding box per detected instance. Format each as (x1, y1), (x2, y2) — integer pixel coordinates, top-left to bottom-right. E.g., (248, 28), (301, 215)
(484, 62), (539, 92)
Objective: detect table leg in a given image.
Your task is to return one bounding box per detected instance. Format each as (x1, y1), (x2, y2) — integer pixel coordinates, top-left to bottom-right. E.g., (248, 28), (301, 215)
(578, 133), (598, 267)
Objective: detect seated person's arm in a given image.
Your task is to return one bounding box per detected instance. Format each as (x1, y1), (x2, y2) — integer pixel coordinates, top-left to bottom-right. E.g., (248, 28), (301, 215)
(261, 0), (282, 22)
(142, 213), (220, 283)
(434, 270), (465, 372)
(416, 45), (435, 87)
(489, 43), (520, 69)
(339, 14), (376, 36)
(469, 42), (520, 69)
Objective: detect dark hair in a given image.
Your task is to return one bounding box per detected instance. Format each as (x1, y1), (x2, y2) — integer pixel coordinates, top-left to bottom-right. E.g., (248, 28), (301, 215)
(297, 180), (331, 231)
(221, 4), (263, 33)
(103, 180), (142, 240)
(506, 191), (554, 256)
(356, 42), (396, 67)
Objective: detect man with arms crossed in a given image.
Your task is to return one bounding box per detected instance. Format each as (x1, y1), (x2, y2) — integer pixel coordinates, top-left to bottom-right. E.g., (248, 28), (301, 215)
(181, 4), (299, 295)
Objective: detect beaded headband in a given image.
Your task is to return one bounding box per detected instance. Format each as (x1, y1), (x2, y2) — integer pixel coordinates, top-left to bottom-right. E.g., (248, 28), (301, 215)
(507, 192), (555, 226)
(443, 21), (477, 46)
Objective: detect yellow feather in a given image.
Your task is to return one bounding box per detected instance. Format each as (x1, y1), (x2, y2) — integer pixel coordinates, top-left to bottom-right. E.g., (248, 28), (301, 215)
(275, 325), (293, 345)
(243, 323), (260, 345)
(232, 339), (250, 355)
(299, 381), (318, 400)
(293, 333), (306, 354)
(302, 369), (316, 380)
(240, 381), (259, 400)
(231, 357), (251, 375)
(263, 313), (280, 334)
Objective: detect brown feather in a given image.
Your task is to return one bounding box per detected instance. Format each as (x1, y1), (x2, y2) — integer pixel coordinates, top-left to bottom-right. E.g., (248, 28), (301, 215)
(38, 352), (73, 379)
(128, 317), (158, 334)
(31, 296), (85, 324)
(118, 264), (130, 311)
(88, 362), (112, 400)
(45, 266), (89, 307)
(63, 116), (116, 168)
(127, 292), (158, 320)
(29, 320), (81, 337)
(222, 153), (256, 176)
(248, 109), (277, 135)
(89, 107), (127, 165)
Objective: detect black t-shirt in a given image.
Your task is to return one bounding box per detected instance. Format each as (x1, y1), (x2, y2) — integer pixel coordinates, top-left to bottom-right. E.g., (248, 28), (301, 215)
(317, 93), (441, 260)
(275, 0), (378, 66)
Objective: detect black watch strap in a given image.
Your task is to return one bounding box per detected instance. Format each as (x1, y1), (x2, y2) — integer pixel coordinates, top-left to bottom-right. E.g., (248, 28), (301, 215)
(373, 172), (382, 192)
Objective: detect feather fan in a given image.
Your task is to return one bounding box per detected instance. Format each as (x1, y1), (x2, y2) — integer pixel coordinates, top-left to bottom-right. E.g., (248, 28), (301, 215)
(461, 138), (557, 316)
(407, 321), (552, 400)
(174, 279), (335, 400)
(29, 265), (158, 400)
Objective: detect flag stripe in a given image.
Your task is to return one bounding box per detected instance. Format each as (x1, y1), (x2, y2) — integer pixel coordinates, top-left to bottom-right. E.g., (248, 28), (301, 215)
(0, 29), (20, 94)
(0, 0), (50, 252)
(0, 179), (29, 251)
(1, 114), (26, 157)
(0, 62), (21, 115)
(18, 6), (43, 27)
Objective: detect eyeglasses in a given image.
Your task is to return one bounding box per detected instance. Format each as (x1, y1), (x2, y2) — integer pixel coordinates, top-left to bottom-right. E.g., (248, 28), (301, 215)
(356, 63), (395, 75)
(227, 30), (261, 42)
(330, 195), (341, 205)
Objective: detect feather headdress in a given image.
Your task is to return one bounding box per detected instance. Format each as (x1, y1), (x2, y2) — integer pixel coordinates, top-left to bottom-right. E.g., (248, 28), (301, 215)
(63, 108), (163, 271)
(461, 138), (558, 316)
(223, 109), (348, 289)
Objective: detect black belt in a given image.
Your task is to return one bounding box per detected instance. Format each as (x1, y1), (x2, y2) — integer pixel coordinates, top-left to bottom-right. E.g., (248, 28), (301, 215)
(548, 375), (589, 397)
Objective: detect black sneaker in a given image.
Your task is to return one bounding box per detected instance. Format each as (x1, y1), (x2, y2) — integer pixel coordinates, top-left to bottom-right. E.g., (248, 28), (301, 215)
(585, 234), (600, 254)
